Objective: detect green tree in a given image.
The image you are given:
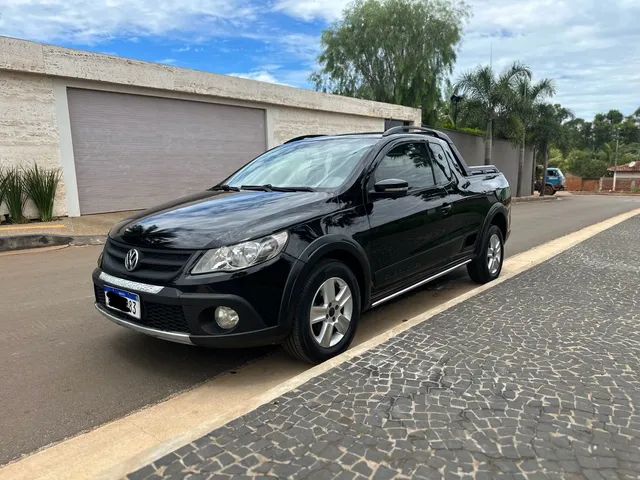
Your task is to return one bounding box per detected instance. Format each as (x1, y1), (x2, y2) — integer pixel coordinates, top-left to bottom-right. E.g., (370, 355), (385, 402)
(510, 76), (555, 196)
(567, 150), (608, 178)
(311, 0), (468, 125)
(619, 116), (640, 144)
(530, 103), (573, 195)
(454, 62), (531, 165)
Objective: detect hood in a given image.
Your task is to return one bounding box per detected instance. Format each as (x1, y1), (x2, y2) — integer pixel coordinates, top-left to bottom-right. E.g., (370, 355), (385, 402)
(109, 189), (335, 249)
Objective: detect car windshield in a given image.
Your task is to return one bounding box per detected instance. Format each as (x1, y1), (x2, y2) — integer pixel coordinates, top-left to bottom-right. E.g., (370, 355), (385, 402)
(225, 137), (378, 190)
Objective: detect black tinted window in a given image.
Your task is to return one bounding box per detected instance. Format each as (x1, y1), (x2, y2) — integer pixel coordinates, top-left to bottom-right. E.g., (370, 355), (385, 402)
(442, 144), (465, 176)
(375, 143), (435, 190)
(429, 143), (454, 184)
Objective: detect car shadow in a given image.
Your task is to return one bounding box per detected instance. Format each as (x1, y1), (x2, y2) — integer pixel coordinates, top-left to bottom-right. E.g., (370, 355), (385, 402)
(106, 330), (278, 382)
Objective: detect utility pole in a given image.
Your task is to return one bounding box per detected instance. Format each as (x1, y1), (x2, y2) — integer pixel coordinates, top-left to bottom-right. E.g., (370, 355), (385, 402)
(612, 128), (619, 191)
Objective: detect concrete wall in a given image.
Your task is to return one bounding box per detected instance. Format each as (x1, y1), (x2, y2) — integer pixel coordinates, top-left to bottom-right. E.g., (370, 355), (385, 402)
(0, 71), (67, 217)
(0, 37), (421, 217)
(443, 129), (534, 196)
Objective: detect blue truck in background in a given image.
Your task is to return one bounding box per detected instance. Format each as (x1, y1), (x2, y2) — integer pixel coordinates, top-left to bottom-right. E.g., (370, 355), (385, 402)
(535, 167), (566, 195)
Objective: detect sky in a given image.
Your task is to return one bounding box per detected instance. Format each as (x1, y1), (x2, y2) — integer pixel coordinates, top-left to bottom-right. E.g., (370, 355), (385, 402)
(1, 0), (639, 119)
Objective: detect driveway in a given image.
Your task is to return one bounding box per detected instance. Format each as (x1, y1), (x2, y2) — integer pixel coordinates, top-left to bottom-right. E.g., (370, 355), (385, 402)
(1, 194), (639, 465)
(129, 214), (640, 480)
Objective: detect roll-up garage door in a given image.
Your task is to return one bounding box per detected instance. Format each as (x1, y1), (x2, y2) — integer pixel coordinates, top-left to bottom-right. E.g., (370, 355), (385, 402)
(67, 88), (267, 214)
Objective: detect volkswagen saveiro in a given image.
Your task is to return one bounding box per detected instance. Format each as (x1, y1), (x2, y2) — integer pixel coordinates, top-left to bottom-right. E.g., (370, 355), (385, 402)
(93, 126), (511, 363)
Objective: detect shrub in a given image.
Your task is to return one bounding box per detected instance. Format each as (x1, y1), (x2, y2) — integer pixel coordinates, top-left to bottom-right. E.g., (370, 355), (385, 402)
(3, 167), (28, 223)
(23, 164), (61, 222)
(0, 168), (6, 210)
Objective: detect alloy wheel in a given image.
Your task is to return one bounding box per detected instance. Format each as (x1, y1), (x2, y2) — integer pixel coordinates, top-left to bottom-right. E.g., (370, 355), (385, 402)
(487, 233), (502, 275)
(309, 277), (353, 348)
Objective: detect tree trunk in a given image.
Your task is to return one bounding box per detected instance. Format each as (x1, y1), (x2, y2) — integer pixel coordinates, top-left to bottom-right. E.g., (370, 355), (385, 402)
(516, 132), (525, 197)
(540, 144), (549, 197)
(484, 119), (493, 165)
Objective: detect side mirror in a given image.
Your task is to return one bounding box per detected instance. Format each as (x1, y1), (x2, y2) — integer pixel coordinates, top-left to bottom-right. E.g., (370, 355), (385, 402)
(373, 178), (409, 197)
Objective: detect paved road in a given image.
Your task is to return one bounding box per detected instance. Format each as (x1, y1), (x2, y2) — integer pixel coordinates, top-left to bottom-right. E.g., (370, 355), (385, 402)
(1, 195), (639, 465)
(129, 215), (640, 480)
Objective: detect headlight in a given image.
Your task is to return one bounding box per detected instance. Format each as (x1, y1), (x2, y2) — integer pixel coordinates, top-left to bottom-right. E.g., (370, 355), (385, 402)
(191, 231), (289, 274)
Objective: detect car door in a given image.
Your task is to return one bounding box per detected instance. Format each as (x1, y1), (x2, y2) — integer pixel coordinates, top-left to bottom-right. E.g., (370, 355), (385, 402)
(429, 141), (489, 262)
(364, 141), (451, 292)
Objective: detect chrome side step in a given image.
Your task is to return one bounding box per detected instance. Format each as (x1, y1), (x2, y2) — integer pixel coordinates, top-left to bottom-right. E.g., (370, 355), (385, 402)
(370, 259), (472, 308)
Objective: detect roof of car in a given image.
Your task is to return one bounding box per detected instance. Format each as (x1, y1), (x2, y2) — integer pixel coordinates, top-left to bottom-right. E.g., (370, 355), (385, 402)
(285, 126), (452, 145)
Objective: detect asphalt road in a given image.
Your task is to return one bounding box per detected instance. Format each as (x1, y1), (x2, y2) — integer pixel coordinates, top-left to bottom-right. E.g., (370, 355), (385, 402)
(1, 194), (639, 465)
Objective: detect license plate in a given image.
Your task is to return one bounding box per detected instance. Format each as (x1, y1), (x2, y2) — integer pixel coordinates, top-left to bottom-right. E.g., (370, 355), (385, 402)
(104, 286), (141, 319)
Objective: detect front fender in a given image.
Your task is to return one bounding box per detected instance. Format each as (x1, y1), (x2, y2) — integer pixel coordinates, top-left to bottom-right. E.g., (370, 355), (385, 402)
(278, 235), (372, 328)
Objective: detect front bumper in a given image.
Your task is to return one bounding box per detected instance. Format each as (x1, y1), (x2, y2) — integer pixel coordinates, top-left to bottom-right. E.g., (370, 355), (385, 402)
(93, 270), (290, 347)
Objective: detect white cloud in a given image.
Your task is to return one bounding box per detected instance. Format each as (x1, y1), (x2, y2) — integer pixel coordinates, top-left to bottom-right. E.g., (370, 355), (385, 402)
(273, 0), (350, 22)
(156, 58), (177, 65)
(454, 0), (640, 118)
(228, 66), (313, 88)
(0, 0), (256, 43)
(228, 69), (291, 86)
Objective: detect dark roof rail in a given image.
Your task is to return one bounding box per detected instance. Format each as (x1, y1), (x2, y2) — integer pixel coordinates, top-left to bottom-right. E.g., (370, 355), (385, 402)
(284, 134), (327, 144)
(382, 125), (443, 138)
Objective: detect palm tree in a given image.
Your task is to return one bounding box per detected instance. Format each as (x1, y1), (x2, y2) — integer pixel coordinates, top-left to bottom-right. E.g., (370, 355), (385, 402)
(530, 103), (574, 196)
(455, 61), (531, 165)
(511, 77), (555, 196)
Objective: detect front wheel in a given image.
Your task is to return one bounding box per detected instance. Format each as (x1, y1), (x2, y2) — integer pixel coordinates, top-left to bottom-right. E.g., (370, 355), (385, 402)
(467, 225), (504, 284)
(283, 260), (360, 363)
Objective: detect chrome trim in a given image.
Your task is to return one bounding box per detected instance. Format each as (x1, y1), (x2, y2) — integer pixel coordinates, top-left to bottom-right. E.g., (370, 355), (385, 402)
(95, 304), (194, 345)
(99, 272), (164, 294)
(371, 259), (472, 308)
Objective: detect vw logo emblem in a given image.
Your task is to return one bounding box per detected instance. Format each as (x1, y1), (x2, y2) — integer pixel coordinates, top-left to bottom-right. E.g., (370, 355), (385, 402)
(124, 249), (140, 271)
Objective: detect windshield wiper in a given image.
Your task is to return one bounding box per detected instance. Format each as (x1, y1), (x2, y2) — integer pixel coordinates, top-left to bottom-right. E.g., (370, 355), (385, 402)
(241, 184), (315, 192)
(210, 184), (240, 192)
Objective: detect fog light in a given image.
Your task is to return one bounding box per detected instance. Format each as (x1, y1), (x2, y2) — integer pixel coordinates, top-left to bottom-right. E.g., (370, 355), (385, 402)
(215, 306), (239, 330)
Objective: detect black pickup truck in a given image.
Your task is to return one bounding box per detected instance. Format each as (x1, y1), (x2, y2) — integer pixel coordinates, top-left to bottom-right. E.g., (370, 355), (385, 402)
(93, 126), (511, 363)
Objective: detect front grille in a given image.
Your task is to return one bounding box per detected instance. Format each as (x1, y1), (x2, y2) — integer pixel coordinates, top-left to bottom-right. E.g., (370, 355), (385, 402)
(102, 238), (193, 282)
(95, 285), (190, 333)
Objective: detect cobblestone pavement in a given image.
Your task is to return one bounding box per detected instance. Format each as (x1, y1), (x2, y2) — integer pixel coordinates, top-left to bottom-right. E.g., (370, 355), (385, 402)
(128, 217), (640, 480)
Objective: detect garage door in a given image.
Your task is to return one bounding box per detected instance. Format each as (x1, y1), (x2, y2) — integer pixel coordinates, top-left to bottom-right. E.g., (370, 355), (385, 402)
(67, 88), (266, 214)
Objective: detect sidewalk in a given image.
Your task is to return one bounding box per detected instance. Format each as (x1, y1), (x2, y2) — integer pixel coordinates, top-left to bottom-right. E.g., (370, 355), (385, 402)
(128, 216), (640, 480)
(0, 211), (135, 238)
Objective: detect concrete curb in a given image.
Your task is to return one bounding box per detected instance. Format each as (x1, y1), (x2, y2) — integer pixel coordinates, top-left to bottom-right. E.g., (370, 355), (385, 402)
(512, 195), (559, 203)
(0, 234), (106, 252)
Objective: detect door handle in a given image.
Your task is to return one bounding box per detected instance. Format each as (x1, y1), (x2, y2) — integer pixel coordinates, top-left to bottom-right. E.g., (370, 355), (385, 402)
(439, 203), (452, 215)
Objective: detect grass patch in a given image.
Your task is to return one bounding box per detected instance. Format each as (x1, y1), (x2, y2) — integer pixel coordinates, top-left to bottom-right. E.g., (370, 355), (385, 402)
(3, 167), (28, 224)
(23, 164), (61, 222)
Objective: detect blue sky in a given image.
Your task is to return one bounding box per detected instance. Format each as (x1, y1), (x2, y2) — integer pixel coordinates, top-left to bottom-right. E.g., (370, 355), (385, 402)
(1, 0), (639, 119)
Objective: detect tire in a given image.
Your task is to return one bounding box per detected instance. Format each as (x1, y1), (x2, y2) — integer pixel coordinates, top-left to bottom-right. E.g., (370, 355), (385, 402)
(283, 260), (361, 363)
(467, 225), (504, 284)
(544, 184), (555, 196)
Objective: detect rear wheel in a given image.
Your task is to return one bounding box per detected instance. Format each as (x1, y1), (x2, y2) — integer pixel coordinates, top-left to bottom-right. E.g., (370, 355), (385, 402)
(283, 260), (360, 363)
(467, 225), (504, 284)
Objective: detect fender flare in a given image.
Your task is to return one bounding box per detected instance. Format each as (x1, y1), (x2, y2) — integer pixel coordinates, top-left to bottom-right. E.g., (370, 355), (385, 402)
(475, 203), (509, 255)
(278, 235), (373, 328)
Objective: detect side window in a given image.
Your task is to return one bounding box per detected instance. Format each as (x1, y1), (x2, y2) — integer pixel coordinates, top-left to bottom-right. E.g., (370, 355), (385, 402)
(428, 143), (454, 185)
(374, 142), (435, 190)
(547, 169), (557, 177)
(442, 144), (465, 177)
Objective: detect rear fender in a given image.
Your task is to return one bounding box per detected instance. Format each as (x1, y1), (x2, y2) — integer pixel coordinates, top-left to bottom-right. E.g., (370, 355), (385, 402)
(475, 203), (509, 255)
